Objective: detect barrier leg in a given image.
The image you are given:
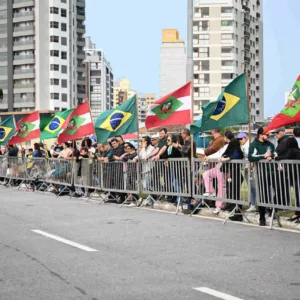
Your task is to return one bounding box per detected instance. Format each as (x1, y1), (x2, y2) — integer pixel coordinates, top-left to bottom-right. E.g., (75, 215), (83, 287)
(56, 185), (71, 198)
(269, 208), (282, 230)
(223, 204), (251, 225)
(175, 197), (184, 215)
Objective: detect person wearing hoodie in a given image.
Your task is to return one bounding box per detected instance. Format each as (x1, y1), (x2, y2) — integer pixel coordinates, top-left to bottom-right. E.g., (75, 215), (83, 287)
(248, 127), (275, 226)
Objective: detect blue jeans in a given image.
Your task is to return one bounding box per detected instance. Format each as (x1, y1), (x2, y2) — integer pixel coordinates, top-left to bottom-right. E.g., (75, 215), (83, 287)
(244, 168), (256, 206)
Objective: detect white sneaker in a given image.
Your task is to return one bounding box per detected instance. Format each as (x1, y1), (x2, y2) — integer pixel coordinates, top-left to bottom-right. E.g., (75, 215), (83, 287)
(246, 205), (256, 212)
(203, 192), (216, 197)
(128, 202), (136, 207)
(213, 207), (221, 214)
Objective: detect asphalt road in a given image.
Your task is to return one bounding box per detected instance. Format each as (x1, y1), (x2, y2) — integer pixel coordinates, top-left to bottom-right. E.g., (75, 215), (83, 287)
(1, 188), (300, 300)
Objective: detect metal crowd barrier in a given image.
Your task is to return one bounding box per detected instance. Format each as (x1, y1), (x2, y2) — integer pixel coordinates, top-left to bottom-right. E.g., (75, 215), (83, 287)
(254, 160), (300, 228)
(100, 161), (140, 205)
(139, 158), (191, 213)
(192, 158), (251, 223)
(0, 156), (8, 185)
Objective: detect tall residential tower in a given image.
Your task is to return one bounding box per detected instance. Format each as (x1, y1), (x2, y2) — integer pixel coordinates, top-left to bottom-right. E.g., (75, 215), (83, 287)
(0, 0), (86, 112)
(193, 0), (263, 123)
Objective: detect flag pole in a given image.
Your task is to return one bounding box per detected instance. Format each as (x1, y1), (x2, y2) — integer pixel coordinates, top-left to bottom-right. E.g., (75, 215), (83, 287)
(134, 93), (141, 199)
(190, 80), (194, 161)
(246, 70), (251, 141)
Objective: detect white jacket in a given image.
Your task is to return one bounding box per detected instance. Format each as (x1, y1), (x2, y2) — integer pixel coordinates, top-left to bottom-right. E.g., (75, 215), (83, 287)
(208, 144), (228, 160)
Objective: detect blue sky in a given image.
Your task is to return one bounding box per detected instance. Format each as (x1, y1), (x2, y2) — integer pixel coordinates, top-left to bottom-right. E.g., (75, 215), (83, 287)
(86, 0), (299, 118)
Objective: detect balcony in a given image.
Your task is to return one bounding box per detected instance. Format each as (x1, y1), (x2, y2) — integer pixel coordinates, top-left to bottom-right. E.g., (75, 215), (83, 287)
(13, 54), (34, 65)
(256, 74), (260, 79)
(77, 51), (85, 59)
(13, 0), (34, 8)
(244, 43), (250, 51)
(13, 11), (35, 22)
(13, 68), (35, 79)
(257, 0), (260, 5)
(244, 30), (250, 37)
(256, 24), (259, 30)
(77, 76), (85, 83)
(76, 11), (85, 20)
(244, 55), (250, 62)
(14, 68), (34, 74)
(244, 16), (250, 25)
(256, 49), (259, 55)
(77, 0), (85, 7)
(14, 83), (35, 89)
(13, 40), (35, 51)
(77, 37), (85, 46)
(256, 98), (260, 103)
(76, 24), (85, 33)
(256, 12), (261, 19)
(13, 25), (34, 32)
(256, 37), (259, 43)
(13, 98), (35, 108)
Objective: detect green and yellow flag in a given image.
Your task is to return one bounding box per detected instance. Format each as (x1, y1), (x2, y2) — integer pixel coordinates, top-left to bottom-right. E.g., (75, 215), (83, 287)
(191, 73), (248, 133)
(40, 108), (74, 140)
(0, 116), (15, 145)
(95, 95), (137, 143)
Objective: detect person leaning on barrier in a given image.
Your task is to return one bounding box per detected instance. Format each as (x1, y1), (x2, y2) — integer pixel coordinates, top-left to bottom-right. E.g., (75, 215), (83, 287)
(173, 129), (196, 159)
(150, 136), (159, 148)
(248, 127), (275, 227)
(76, 147), (89, 177)
(204, 129), (225, 157)
(202, 131), (234, 214)
(150, 128), (168, 161)
(275, 135), (300, 222)
(115, 135), (125, 153)
(273, 127), (293, 207)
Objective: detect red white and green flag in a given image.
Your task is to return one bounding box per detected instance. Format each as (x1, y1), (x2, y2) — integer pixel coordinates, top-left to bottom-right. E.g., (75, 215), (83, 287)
(58, 102), (94, 144)
(145, 82), (192, 130)
(9, 111), (40, 144)
(265, 75), (300, 132)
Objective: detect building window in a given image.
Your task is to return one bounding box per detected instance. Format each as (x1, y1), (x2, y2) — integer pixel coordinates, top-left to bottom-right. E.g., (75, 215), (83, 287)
(61, 51), (67, 59)
(221, 46), (234, 56)
(221, 33), (234, 41)
(199, 34), (209, 45)
(50, 79), (59, 85)
(222, 73), (234, 80)
(50, 21), (59, 29)
(200, 87), (210, 97)
(50, 50), (59, 57)
(61, 23), (67, 32)
(61, 8), (67, 17)
(200, 7), (209, 18)
(199, 21), (209, 32)
(61, 79), (67, 88)
(50, 64), (59, 71)
(61, 0), (67, 3)
(61, 65), (67, 74)
(221, 20), (233, 27)
(96, 78), (101, 84)
(221, 7), (233, 14)
(51, 93), (59, 100)
(199, 60), (210, 71)
(199, 47), (209, 58)
(62, 94), (67, 102)
(50, 36), (59, 43)
(50, 7), (59, 14)
(199, 74), (210, 84)
(61, 37), (67, 46)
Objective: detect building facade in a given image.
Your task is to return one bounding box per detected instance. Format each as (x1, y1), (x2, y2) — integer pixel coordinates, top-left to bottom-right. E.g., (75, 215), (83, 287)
(113, 78), (136, 108)
(193, 0), (264, 123)
(84, 37), (114, 121)
(138, 93), (156, 123)
(160, 29), (187, 97)
(0, 0), (86, 112)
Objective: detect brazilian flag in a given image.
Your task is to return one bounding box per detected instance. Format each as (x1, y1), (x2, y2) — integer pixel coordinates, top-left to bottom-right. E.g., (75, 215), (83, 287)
(95, 95), (138, 143)
(191, 73), (249, 133)
(40, 108), (74, 140)
(0, 116), (15, 145)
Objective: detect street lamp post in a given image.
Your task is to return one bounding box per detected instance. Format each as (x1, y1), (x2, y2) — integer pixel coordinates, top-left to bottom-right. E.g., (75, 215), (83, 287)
(186, 0), (194, 82)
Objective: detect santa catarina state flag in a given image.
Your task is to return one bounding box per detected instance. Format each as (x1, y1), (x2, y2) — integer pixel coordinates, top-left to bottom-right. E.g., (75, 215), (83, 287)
(264, 75), (300, 132)
(9, 111), (40, 144)
(191, 73), (248, 133)
(145, 82), (192, 130)
(58, 102), (94, 144)
(0, 116), (15, 146)
(95, 95), (137, 143)
(40, 108), (74, 140)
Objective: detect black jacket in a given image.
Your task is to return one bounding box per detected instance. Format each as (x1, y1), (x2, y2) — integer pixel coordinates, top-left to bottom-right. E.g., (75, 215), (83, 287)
(276, 135), (293, 156)
(166, 146), (182, 159)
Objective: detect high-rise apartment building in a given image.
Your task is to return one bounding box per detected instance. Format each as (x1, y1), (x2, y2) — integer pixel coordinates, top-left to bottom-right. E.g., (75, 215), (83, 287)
(84, 37), (114, 121)
(193, 0), (264, 123)
(0, 0), (86, 112)
(160, 29), (187, 97)
(138, 93), (156, 123)
(113, 78), (136, 108)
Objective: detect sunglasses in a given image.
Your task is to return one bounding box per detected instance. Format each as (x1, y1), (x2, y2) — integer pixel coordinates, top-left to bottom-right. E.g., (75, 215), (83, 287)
(167, 139), (172, 141)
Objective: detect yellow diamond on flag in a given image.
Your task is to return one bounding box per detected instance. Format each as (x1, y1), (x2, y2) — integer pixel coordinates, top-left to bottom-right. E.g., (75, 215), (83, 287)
(210, 92), (240, 121)
(45, 115), (65, 133)
(0, 126), (12, 143)
(99, 110), (133, 132)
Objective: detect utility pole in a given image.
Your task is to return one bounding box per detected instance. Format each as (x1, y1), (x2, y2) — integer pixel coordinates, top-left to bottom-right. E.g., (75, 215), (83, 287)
(186, 0), (194, 82)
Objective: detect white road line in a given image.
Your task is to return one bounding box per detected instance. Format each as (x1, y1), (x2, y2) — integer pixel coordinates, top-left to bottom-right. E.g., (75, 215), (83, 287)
(193, 287), (244, 300)
(32, 230), (98, 252)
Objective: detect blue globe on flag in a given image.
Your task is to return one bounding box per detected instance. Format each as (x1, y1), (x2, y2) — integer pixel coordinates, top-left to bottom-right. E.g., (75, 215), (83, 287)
(49, 117), (61, 131)
(110, 113), (124, 130)
(0, 128), (6, 139)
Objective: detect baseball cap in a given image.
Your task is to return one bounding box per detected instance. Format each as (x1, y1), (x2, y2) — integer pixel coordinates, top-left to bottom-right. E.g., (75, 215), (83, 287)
(237, 132), (248, 139)
(273, 127), (285, 134)
(151, 136), (159, 141)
